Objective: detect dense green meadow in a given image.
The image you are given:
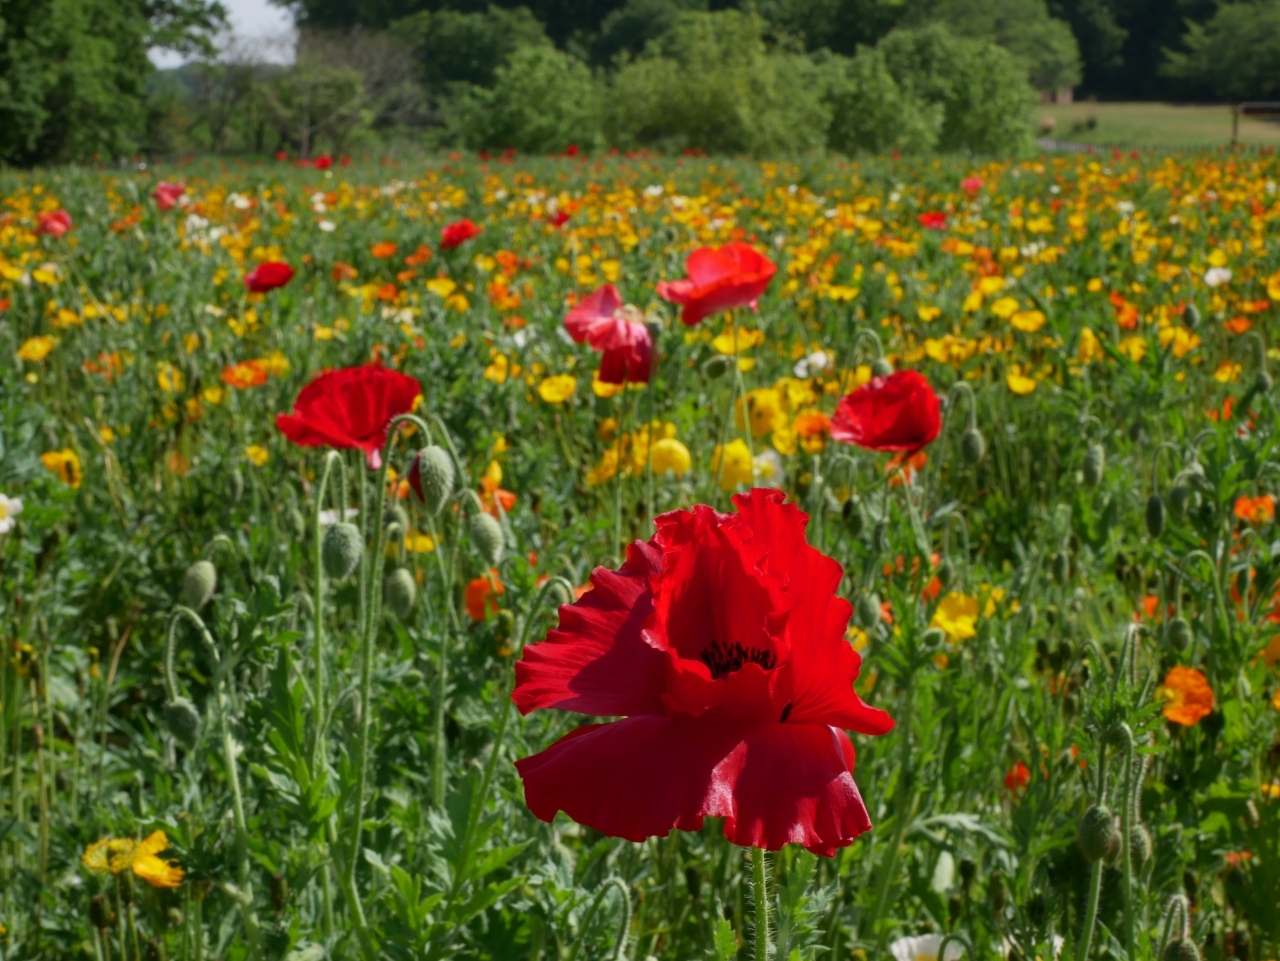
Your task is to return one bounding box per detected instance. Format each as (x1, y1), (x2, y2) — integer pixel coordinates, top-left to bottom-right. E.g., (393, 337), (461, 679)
(0, 149), (1278, 961)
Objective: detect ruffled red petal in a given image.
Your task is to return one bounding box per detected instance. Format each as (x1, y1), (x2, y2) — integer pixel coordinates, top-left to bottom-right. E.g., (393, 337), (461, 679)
(830, 370), (941, 452)
(516, 716), (870, 856)
(514, 540), (667, 717)
(276, 366), (420, 462)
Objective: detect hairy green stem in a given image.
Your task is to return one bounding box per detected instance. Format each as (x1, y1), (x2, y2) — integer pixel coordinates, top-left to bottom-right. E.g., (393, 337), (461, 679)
(751, 847), (770, 961)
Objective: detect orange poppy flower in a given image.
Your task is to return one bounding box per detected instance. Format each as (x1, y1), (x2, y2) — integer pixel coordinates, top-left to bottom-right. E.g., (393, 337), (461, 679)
(405, 244), (432, 266)
(221, 362), (268, 389)
(1004, 760), (1030, 794)
(1224, 317), (1253, 335)
(465, 571), (504, 620)
(332, 261), (358, 282)
(1157, 666), (1214, 726)
(1234, 494), (1275, 524)
(793, 410), (832, 437)
(371, 241), (398, 259)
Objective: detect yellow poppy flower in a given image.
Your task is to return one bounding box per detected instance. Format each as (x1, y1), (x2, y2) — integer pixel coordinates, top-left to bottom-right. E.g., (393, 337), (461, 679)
(1010, 309), (1046, 333)
(650, 438), (691, 476)
(244, 445), (269, 467)
(18, 336), (55, 361)
(991, 296), (1019, 319)
(537, 375), (577, 404)
(711, 438), (753, 491)
(1005, 366), (1037, 395)
(41, 448), (82, 488)
(930, 592), (979, 642)
(83, 831), (184, 888)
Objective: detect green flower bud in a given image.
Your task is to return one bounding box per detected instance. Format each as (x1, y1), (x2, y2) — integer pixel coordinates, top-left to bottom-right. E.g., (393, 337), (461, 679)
(385, 567), (416, 618)
(1169, 483), (1192, 519)
(872, 518), (888, 553)
(1077, 804), (1120, 863)
(290, 508), (306, 541)
(1185, 303), (1201, 328)
(989, 870), (1006, 912)
(702, 355), (730, 380)
(1131, 823), (1152, 869)
(229, 468), (245, 504)
(936, 557), (956, 589)
(470, 511), (504, 566)
(1163, 940), (1201, 961)
(1052, 551), (1070, 586)
(182, 560), (217, 610)
(166, 907), (184, 928)
(385, 504), (410, 535)
(856, 592), (882, 629)
(120, 868), (136, 904)
(1083, 444), (1105, 487)
(164, 697), (202, 750)
(1167, 616), (1192, 652)
(1146, 493), (1166, 538)
(842, 496), (865, 535)
(270, 872), (289, 913)
(90, 893), (116, 930)
(872, 357), (894, 378)
(1256, 370), (1273, 395)
(961, 427), (986, 464)
(322, 522), (364, 580)
(409, 446), (455, 516)
(921, 627), (946, 649)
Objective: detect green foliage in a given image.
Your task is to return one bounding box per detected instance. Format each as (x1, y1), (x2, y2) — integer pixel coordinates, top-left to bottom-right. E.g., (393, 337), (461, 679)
(396, 4), (550, 90)
(608, 10), (831, 155)
(446, 43), (602, 153)
(879, 24), (1037, 154)
(820, 47), (943, 154)
(1164, 0), (1280, 100)
(925, 0), (1083, 90)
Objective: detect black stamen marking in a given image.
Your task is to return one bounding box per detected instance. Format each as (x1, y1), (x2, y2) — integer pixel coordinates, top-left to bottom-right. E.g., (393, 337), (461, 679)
(699, 639), (777, 680)
(779, 701), (793, 723)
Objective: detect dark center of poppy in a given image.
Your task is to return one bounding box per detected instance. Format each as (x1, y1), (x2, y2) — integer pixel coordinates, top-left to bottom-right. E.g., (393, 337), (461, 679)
(699, 638), (777, 680)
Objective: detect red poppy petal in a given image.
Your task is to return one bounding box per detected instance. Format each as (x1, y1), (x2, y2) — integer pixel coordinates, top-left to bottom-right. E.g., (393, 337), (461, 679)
(565, 285), (623, 344)
(514, 540), (667, 717)
(731, 490), (893, 734)
(516, 717), (870, 856)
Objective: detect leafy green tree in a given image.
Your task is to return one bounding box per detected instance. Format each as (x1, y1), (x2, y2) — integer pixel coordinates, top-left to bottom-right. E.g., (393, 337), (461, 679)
(591, 0), (705, 65)
(607, 9), (831, 155)
(394, 4), (549, 90)
(821, 47), (943, 154)
(1164, 0), (1280, 100)
(915, 0), (1082, 90)
(445, 42), (601, 152)
(0, 0), (224, 165)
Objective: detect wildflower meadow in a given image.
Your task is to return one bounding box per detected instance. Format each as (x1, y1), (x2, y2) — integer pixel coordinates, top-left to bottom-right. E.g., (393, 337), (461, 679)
(1, 148), (1279, 961)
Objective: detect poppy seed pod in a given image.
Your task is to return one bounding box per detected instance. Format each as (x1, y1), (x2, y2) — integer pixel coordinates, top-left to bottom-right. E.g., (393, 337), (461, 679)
(1052, 551), (1070, 585)
(872, 357), (894, 378)
(90, 893), (116, 930)
(1163, 940), (1201, 961)
(1167, 616), (1192, 652)
(409, 446), (455, 516)
(701, 355), (730, 380)
(1077, 804), (1120, 863)
(1083, 445), (1105, 487)
(1146, 493), (1167, 538)
(385, 567), (416, 618)
(470, 511), (504, 566)
(856, 592), (882, 629)
(182, 560), (217, 610)
(322, 522), (364, 580)
(961, 427), (986, 464)
(164, 697), (201, 750)
(1130, 823), (1152, 869)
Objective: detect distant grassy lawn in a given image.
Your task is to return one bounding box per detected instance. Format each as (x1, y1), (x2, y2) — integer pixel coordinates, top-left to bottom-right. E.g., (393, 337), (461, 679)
(1033, 102), (1280, 148)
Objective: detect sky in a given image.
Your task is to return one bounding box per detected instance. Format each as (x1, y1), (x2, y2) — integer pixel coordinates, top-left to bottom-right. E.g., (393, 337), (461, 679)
(150, 0), (296, 68)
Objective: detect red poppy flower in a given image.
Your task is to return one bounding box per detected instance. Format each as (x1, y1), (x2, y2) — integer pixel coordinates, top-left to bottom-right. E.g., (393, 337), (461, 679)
(657, 243), (777, 326)
(152, 182), (186, 211)
(441, 218), (482, 249)
(961, 177), (984, 192)
(36, 210), (73, 238)
(276, 365), (421, 469)
(830, 370), (941, 453)
(514, 489), (893, 856)
(244, 261), (296, 293)
(1004, 760), (1030, 794)
(550, 209), (571, 228)
(275, 151), (288, 161)
(314, 155), (333, 170)
(564, 285), (652, 384)
(918, 211), (947, 230)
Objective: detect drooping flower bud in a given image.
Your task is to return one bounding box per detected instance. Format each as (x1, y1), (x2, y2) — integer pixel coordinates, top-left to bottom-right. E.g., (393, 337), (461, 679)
(408, 446), (455, 516)
(921, 627), (946, 649)
(1185, 303), (1201, 328)
(470, 511), (504, 566)
(385, 504), (410, 535)
(701, 355), (730, 380)
(871, 357), (894, 378)
(842, 496), (864, 535)
(1052, 551), (1070, 585)
(1077, 804), (1120, 863)
(1083, 444), (1105, 487)
(1167, 616), (1192, 652)
(322, 522), (364, 580)
(936, 557), (956, 589)
(164, 697), (202, 750)
(856, 592), (882, 629)
(229, 468), (245, 504)
(1256, 369), (1274, 395)
(182, 560), (217, 610)
(961, 427), (986, 464)
(1169, 482), (1192, 519)
(270, 872), (289, 913)
(1130, 823), (1152, 869)
(1163, 940), (1201, 961)
(385, 567), (416, 618)
(1146, 493), (1166, 538)
(90, 893), (116, 930)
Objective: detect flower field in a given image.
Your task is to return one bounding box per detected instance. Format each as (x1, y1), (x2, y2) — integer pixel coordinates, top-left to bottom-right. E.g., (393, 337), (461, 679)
(1, 148), (1280, 961)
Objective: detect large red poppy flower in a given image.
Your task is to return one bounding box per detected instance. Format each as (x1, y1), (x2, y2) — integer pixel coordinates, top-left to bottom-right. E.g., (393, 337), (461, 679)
(276, 366), (421, 469)
(514, 489), (893, 856)
(152, 182), (186, 211)
(244, 261), (296, 293)
(36, 210), (73, 238)
(441, 218), (482, 249)
(657, 243), (777, 326)
(830, 370), (941, 452)
(565, 285), (652, 384)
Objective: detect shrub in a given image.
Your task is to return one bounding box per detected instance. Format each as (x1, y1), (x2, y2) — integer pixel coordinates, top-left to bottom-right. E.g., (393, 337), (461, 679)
(820, 47), (943, 155)
(446, 44), (602, 153)
(607, 10), (831, 155)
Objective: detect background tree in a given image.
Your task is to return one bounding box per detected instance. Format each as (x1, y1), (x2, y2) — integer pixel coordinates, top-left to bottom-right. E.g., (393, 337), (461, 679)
(1164, 0), (1280, 100)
